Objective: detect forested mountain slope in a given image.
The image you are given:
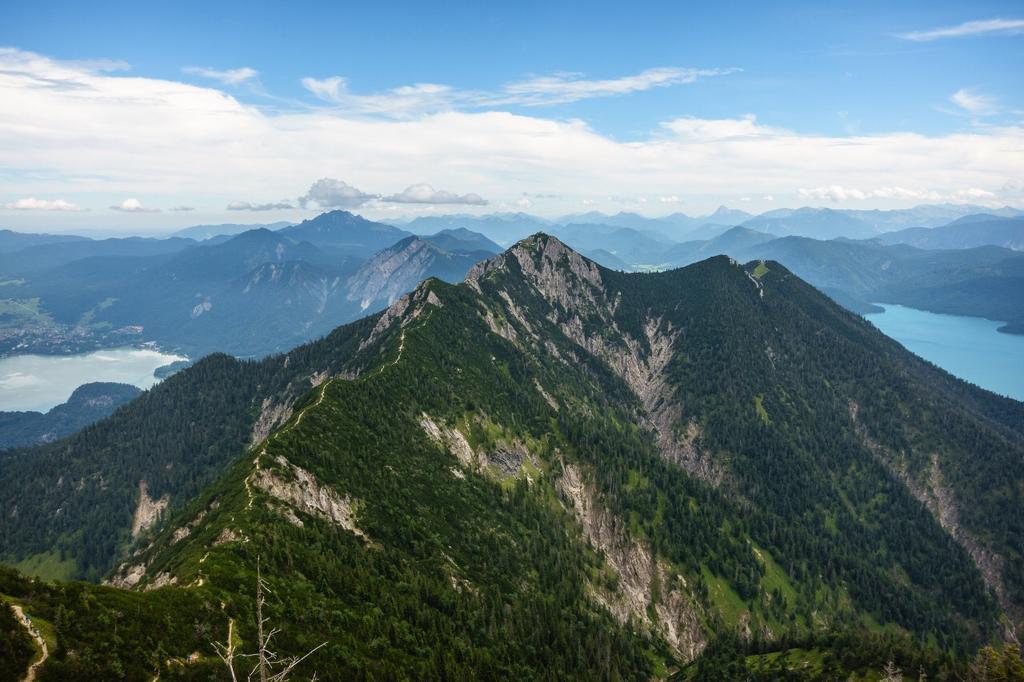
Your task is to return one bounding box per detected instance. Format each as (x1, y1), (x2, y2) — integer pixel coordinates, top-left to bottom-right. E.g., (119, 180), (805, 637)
(1, 235), (1022, 679)
(0, 382), (140, 450)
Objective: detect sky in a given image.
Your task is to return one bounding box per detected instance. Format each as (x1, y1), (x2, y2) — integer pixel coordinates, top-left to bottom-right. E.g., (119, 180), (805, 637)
(0, 0), (1022, 234)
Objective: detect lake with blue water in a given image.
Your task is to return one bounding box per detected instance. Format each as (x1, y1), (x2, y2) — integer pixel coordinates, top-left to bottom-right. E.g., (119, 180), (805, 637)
(0, 347), (187, 412)
(865, 304), (1024, 402)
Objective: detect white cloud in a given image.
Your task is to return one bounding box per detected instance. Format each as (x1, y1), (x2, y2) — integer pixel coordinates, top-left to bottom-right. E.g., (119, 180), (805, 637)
(301, 77), (456, 115)
(110, 198), (158, 212)
(0, 197), (84, 211)
(227, 200), (294, 211)
(381, 183), (486, 205)
(297, 178), (377, 209)
(0, 48), (1021, 218)
(664, 114), (783, 140)
(897, 18), (1024, 41)
(302, 66), (738, 113)
(951, 88), (997, 115)
(658, 196), (681, 203)
(168, 205), (195, 211)
(183, 66), (258, 85)
(798, 185), (996, 203)
(496, 67), (740, 106)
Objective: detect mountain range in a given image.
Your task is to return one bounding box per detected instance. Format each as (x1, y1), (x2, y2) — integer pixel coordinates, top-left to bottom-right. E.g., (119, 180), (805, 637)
(0, 212), (500, 358)
(1, 236), (1021, 679)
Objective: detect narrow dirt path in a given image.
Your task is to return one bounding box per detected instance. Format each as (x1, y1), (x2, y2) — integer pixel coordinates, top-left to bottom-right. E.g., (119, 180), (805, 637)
(245, 323), (411, 510)
(11, 604), (47, 682)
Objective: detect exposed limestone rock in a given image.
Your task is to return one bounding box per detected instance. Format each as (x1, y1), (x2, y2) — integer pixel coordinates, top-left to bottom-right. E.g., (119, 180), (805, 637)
(359, 292), (411, 351)
(131, 481), (169, 538)
(346, 238), (437, 311)
(171, 526), (190, 544)
(471, 236), (722, 485)
(498, 290), (536, 336)
(849, 400), (1019, 642)
(479, 304), (517, 342)
(557, 462), (707, 661)
(419, 414), (475, 469)
(145, 572), (178, 591)
(106, 562), (146, 589)
(213, 527), (243, 545)
(253, 456), (364, 537)
(251, 395), (295, 445)
(487, 444), (526, 477)
(534, 378), (559, 410)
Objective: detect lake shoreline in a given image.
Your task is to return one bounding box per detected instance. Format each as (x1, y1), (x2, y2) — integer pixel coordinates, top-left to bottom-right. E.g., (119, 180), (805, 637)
(0, 346), (189, 413)
(865, 303), (1024, 403)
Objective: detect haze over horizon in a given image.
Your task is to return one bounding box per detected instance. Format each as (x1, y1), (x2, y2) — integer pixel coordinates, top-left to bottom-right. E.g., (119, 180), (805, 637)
(1, 1), (1023, 234)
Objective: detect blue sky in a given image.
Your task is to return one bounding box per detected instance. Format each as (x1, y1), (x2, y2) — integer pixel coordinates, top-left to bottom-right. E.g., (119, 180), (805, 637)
(0, 1), (1022, 232)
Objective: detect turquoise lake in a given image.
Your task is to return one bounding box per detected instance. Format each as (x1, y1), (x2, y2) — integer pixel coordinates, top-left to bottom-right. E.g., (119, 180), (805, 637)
(865, 304), (1024, 402)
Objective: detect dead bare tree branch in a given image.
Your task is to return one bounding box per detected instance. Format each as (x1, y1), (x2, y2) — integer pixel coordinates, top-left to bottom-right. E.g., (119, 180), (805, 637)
(211, 556), (326, 681)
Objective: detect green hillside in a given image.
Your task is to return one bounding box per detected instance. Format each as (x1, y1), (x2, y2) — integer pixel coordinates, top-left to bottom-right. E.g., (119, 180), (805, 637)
(1, 235), (1022, 679)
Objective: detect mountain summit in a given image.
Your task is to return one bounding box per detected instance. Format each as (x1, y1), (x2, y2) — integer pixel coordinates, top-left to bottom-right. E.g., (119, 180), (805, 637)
(1, 235), (1022, 679)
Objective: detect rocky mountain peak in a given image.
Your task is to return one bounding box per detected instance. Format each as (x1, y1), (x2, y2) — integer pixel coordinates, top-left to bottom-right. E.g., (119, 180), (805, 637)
(466, 233), (604, 304)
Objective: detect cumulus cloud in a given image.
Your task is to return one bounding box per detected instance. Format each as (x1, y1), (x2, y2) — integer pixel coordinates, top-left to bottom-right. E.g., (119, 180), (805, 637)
(0, 49), (1021, 215)
(227, 200), (295, 211)
(951, 88), (997, 115)
(297, 178), (377, 209)
(110, 198), (158, 212)
(658, 196), (682, 203)
(183, 66), (258, 85)
(664, 114), (783, 140)
(381, 183), (487, 205)
(897, 18), (1024, 41)
(1, 197), (84, 211)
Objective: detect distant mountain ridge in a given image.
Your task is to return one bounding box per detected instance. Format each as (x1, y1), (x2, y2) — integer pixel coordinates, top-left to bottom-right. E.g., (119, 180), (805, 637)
(878, 215), (1024, 251)
(0, 382), (141, 449)
(0, 216), (496, 357)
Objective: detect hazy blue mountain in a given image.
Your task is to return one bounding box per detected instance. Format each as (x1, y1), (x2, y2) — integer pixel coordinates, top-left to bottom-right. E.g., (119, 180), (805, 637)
(169, 221), (292, 241)
(280, 210), (413, 256)
(872, 252), (1024, 333)
(878, 216), (1024, 251)
(664, 225), (775, 266)
(0, 229), (87, 253)
(704, 205), (754, 226)
(0, 382), (141, 449)
(420, 227), (501, 254)
(345, 236), (492, 312)
(0, 236), (197, 274)
(554, 207), (754, 241)
(402, 212), (550, 245)
(577, 247), (633, 270)
(728, 236), (1024, 332)
(550, 223), (675, 265)
(743, 207), (877, 239)
(7, 218), (491, 357)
